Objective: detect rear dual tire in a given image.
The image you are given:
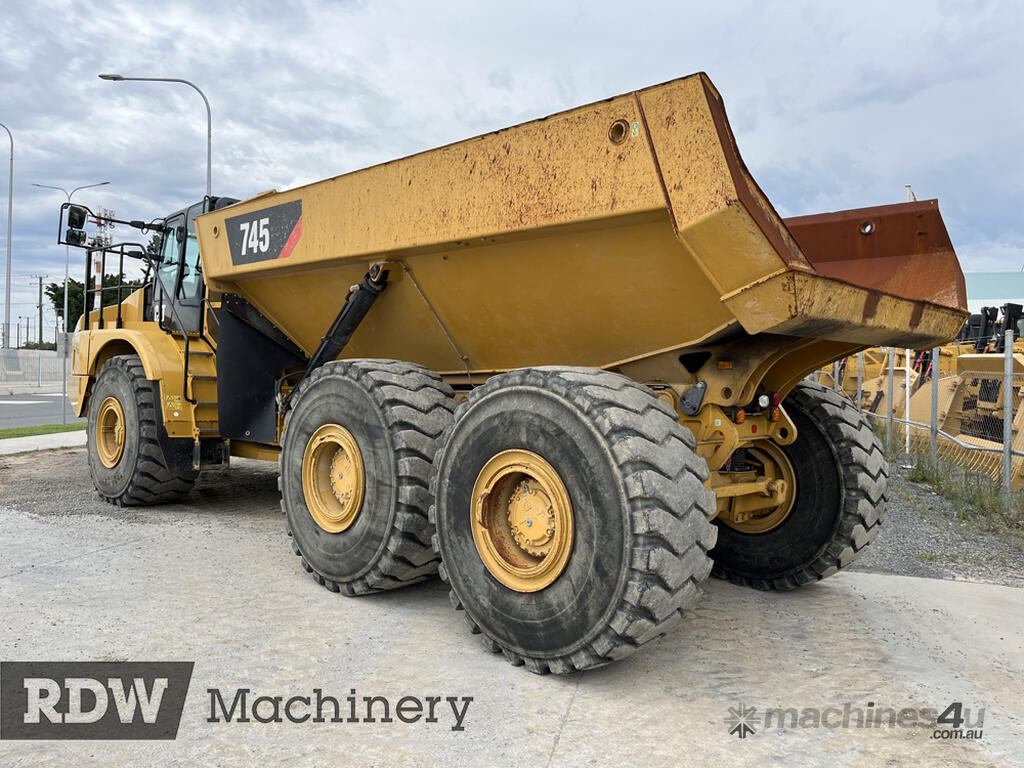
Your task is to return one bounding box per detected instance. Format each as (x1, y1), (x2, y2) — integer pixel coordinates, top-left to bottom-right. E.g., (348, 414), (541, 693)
(430, 367), (718, 674)
(279, 359), (456, 594)
(711, 381), (888, 589)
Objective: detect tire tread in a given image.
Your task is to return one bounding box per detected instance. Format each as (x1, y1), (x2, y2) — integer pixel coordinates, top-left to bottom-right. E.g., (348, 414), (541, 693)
(280, 359), (455, 595)
(711, 380), (888, 590)
(429, 366), (717, 674)
(91, 355), (198, 507)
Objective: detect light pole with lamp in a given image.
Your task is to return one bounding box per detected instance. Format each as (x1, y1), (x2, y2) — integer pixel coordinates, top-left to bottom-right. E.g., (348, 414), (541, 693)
(98, 74), (211, 197)
(31, 180), (110, 424)
(1, 122), (13, 348)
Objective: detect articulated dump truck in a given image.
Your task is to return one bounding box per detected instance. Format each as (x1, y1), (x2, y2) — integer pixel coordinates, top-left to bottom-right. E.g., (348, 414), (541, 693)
(62, 73), (967, 674)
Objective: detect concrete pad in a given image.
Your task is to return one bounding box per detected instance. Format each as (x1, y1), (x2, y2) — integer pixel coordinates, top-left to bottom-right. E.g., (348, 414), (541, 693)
(0, 453), (1021, 766)
(0, 429), (86, 455)
(0, 384), (63, 396)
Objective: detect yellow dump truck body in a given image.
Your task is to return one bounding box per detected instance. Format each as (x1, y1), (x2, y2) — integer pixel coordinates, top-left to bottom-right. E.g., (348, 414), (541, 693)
(195, 73), (966, 406)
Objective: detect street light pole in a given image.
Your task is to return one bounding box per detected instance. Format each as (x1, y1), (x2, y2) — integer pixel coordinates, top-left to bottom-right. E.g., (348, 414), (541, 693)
(99, 74), (211, 197)
(1, 122), (13, 348)
(31, 180), (109, 424)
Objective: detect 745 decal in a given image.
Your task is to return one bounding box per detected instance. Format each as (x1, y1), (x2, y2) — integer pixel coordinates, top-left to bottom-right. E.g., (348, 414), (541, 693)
(225, 200), (302, 266)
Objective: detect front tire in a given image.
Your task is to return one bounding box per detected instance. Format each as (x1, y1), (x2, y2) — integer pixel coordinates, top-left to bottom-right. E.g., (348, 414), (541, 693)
(86, 354), (197, 506)
(430, 367), (717, 674)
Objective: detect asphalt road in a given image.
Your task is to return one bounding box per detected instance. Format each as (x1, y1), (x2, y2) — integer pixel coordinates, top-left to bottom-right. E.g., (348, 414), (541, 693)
(0, 393), (83, 430)
(1, 448), (1022, 767)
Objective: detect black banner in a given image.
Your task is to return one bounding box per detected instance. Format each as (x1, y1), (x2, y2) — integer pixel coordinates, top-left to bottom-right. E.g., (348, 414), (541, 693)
(1, 661), (194, 740)
(225, 200), (302, 265)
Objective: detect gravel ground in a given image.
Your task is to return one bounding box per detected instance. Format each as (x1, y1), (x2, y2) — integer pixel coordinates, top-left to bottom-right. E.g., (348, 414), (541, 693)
(2, 445), (1020, 589)
(848, 461), (1024, 588)
(0, 446), (280, 525)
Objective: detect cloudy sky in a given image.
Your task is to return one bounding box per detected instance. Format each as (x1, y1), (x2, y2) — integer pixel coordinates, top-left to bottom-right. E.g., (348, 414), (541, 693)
(0, 0), (1021, 341)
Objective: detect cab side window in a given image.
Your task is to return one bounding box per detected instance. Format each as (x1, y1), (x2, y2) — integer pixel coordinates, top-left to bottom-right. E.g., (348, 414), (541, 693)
(157, 215), (184, 299)
(179, 202), (205, 302)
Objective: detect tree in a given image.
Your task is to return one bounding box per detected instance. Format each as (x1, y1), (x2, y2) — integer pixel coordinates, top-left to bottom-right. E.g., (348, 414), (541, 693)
(46, 274), (144, 332)
(147, 232), (162, 259)
(45, 279), (84, 333)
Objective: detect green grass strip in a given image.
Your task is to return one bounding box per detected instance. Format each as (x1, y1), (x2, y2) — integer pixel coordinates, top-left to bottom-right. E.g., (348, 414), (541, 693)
(0, 422), (87, 440)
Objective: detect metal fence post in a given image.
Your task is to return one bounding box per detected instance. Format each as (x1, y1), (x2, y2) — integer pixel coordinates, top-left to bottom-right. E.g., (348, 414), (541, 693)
(37, 354), (42, 386)
(930, 346), (939, 463)
(904, 348), (911, 453)
(887, 347), (895, 450)
(857, 351), (864, 412)
(1003, 329), (1013, 507)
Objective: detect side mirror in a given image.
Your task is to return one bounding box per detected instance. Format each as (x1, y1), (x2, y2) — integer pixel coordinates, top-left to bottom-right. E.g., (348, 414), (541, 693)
(64, 205), (89, 247)
(67, 205), (87, 229)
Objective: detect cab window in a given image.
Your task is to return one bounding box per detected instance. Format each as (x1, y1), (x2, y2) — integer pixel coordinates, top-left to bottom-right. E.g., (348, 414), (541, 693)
(157, 215), (184, 299)
(179, 202), (205, 302)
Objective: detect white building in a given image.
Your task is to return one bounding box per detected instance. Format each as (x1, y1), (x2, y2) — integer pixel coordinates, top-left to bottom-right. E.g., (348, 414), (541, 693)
(964, 272), (1024, 314)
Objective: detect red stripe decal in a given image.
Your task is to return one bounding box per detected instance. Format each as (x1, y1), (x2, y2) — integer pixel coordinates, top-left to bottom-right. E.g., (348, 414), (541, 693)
(278, 216), (302, 259)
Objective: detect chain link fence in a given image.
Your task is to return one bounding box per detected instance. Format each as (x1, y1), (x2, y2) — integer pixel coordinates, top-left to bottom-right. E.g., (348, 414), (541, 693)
(818, 330), (1023, 507)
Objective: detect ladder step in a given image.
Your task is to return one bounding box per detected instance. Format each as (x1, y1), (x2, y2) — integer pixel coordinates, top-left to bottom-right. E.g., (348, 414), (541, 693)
(171, 330), (213, 345)
(190, 374), (217, 381)
(187, 349), (214, 357)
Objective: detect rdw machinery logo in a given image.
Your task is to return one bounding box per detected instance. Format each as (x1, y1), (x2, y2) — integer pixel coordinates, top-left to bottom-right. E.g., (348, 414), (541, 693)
(0, 662), (193, 740)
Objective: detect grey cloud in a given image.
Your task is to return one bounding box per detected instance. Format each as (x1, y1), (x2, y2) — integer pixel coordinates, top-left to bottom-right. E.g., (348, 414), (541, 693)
(1, 0), (1022, 331)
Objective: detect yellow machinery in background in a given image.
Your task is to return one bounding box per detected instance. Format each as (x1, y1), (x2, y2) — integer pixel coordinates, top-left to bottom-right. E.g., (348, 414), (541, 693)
(904, 352), (1024, 488)
(59, 72), (967, 674)
(817, 301), (1024, 487)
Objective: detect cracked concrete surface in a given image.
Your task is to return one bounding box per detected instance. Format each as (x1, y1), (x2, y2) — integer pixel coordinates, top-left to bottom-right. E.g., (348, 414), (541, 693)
(1, 448), (1021, 767)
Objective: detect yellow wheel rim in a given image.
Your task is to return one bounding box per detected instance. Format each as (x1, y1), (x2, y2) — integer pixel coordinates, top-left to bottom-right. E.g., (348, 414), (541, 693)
(721, 441), (797, 534)
(95, 396), (126, 468)
(302, 424), (366, 533)
(471, 449), (574, 592)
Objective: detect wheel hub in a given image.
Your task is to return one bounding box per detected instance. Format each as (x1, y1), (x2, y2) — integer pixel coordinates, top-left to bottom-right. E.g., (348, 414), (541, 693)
(507, 481), (556, 556)
(329, 445), (358, 508)
(471, 449), (574, 592)
(719, 441), (797, 533)
(95, 396), (126, 468)
(302, 424), (365, 533)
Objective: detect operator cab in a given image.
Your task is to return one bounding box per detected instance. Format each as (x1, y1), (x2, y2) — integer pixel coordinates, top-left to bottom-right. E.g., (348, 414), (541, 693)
(149, 196), (238, 334)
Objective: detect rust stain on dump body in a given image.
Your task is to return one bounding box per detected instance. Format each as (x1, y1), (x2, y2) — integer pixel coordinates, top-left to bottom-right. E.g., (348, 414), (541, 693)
(784, 200), (967, 315)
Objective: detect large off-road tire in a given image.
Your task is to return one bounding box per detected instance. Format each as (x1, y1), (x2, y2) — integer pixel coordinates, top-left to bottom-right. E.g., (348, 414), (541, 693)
(280, 359), (455, 595)
(86, 354), (198, 506)
(430, 367), (717, 674)
(711, 380), (887, 590)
